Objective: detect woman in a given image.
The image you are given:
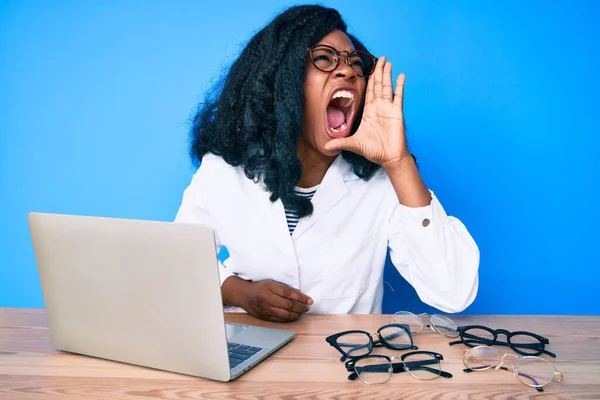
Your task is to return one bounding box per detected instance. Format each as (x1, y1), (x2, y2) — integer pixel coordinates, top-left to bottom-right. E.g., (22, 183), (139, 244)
(175, 5), (479, 322)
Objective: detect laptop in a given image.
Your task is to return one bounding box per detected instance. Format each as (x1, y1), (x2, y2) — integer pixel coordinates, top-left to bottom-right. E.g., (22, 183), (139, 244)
(27, 212), (295, 382)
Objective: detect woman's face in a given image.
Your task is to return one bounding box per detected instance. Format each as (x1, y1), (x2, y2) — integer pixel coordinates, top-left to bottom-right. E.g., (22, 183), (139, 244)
(302, 30), (366, 159)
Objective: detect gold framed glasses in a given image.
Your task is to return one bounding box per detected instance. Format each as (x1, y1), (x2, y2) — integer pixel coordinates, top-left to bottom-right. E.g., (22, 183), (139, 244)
(463, 345), (564, 392)
(392, 311), (459, 337)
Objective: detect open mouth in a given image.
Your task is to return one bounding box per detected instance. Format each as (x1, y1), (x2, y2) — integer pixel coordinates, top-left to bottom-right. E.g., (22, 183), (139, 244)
(325, 89), (355, 138)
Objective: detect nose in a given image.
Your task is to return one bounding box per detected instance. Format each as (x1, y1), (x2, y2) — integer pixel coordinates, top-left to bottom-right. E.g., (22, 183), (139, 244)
(332, 52), (357, 80)
(334, 68), (356, 80)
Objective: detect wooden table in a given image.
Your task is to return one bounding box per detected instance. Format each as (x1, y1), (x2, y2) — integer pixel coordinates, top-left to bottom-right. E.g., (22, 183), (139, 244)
(1, 309), (599, 399)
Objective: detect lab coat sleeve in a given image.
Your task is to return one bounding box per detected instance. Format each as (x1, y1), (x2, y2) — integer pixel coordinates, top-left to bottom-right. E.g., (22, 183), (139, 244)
(173, 164), (236, 287)
(387, 189), (479, 313)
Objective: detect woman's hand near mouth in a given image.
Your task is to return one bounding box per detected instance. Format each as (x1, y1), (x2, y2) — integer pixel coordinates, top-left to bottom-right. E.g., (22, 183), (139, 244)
(324, 56), (407, 168)
(324, 56), (432, 208)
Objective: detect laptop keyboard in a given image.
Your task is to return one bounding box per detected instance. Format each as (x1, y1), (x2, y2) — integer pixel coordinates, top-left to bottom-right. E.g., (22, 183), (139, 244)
(228, 342), (263, 369)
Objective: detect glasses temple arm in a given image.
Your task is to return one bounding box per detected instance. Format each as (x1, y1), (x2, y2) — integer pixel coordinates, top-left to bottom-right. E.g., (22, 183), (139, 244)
(510, 343), (556, 358)
(428, 324), (455, 332)
(439, 370), (453, 378)
(336, 341), (371, 360)
(402, 359), (452, 378)
(464, 366), (545, 392)
(541, 348), (557, 358)
(415, 365), (452, 378)
(355, 363), (396, 375)
(380, 329), (413, 343)
(347, 371), (359, 381)
(390, 363), (408, 374)
(514, 369), (546, 392)
(389, 358), (439, 373)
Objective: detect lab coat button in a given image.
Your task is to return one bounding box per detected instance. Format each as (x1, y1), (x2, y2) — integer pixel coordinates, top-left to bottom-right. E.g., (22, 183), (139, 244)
(422, 218), (430, 227)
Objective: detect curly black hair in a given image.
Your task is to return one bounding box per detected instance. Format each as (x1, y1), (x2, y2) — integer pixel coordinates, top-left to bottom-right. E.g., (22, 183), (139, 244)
(189, 5), (380, 218)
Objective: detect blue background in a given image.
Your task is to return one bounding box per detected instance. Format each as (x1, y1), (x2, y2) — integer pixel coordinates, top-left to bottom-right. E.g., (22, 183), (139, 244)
(1, 0), (598, 314)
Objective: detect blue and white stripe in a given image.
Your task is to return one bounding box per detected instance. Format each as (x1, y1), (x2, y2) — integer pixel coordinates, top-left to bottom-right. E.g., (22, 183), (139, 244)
(285, 186), (318, 234)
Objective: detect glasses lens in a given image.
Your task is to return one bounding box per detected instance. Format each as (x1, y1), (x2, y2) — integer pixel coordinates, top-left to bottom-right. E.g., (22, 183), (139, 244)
(461, 327), (495, 347)
(509, 333), (545, 355)
(354, 356), (393, 384)
(403, 353), (441, 380)
(464, 346), (502, 371)
(336, 332), (372, 358)
(379, 325), (412, 349)
(352, 51), (376, 76)
(392, 311), (423, 335)
(311, 47), (337, 72)
(515, 357), (556, 388)
(430, 314), (459, 337)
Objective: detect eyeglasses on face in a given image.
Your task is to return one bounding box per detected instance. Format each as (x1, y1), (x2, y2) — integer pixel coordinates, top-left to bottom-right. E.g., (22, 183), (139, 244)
(463, 345), (564, 392)
(344, 352), (453, 384)
(325, 323), (417, 362)
(392, 311), (459, 337)
(448, 325), (556, 358)
(306, 44), (378, 77)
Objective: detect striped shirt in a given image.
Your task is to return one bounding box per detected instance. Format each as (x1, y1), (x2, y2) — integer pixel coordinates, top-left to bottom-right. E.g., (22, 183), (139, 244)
(285, 185), (319, 234)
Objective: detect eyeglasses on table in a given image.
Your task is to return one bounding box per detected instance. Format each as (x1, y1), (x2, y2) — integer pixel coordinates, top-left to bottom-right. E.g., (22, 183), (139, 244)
(463, 345), (563, 392)
(344, 351), (453, 384)
(392, 311), (459, 337)
(449, 325), (556, 357)
(325, 323), (417, 362)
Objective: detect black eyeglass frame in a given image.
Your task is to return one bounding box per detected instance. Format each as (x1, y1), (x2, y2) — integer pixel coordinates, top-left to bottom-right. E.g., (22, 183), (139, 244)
(325, 323), (418, 362)
(448, 325), (556, 358)
(344, 352), (453, 381)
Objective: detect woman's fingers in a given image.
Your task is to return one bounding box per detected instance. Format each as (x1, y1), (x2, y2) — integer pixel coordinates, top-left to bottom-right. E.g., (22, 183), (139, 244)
(324, 136), (361, 154)
(373, 56), (386, 99)
(365, 66), (375, 104)
(393, 72), (406, 112)
(382, 62), (393, 101)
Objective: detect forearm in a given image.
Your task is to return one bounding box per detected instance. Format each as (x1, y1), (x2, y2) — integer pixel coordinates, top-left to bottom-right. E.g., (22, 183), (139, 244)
(221, 275), (250, 308)
(384, 156), (432, 207)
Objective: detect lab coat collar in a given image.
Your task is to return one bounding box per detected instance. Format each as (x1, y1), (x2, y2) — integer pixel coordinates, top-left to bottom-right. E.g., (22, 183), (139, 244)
(338, 153), (362, 182)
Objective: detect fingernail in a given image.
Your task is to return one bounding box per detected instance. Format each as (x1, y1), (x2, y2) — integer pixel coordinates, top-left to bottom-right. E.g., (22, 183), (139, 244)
(307, 298), (314, 305)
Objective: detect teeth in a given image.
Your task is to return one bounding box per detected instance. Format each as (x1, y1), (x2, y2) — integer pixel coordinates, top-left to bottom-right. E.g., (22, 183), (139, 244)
(332, 90), (354, 101)
(331, 121), (348, 133)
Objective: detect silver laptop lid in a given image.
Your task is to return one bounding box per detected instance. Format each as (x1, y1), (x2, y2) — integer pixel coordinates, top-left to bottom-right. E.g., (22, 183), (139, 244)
(28, 213), (231, 381)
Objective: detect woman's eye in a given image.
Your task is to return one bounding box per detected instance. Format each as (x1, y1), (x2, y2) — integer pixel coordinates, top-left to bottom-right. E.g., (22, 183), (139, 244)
(314, 55), (333, 63)
(349, 58), (363, 67)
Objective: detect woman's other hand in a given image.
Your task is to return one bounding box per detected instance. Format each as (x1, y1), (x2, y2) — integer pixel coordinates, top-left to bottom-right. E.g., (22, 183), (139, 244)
(222, 276), (313, 322)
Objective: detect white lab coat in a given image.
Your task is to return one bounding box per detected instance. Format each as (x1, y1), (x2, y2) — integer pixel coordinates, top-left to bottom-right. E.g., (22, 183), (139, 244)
(175, 153), (479, 314)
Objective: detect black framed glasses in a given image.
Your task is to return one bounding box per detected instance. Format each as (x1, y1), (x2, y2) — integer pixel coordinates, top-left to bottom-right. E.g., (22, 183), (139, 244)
(325, 323), (417, 361)
(344, 352), (453, 384)
(307, 44), (378, 77)
(448, 325), (556, 358)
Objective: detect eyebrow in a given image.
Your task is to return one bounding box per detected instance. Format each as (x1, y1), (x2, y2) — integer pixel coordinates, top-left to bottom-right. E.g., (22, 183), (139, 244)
(316, 43), (357, 52)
